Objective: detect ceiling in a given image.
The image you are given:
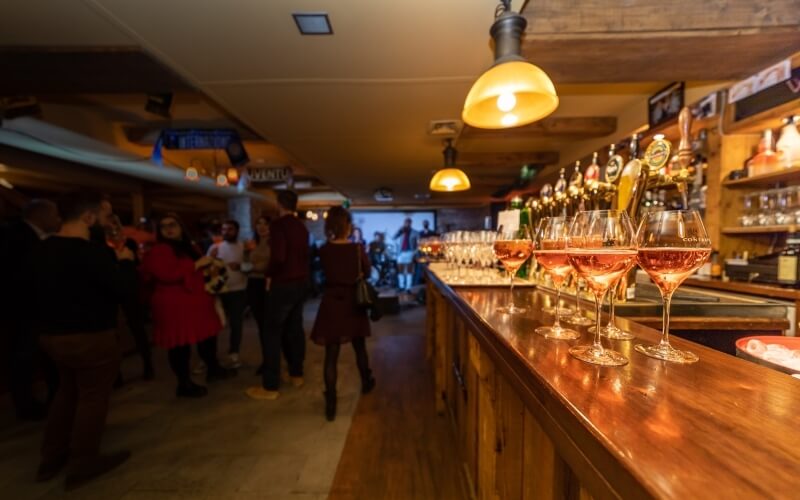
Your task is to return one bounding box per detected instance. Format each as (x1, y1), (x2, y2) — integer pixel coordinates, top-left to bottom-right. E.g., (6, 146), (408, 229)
(1, 0), (798, 206)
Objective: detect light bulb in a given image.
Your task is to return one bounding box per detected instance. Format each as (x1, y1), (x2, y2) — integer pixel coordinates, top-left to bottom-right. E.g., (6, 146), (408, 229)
(496, 92), (516, 112)
(501, 113), (518, 127)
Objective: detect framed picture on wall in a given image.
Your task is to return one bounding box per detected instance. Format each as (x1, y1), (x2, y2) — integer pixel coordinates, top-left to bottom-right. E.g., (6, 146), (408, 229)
(648, 82), (685, 128)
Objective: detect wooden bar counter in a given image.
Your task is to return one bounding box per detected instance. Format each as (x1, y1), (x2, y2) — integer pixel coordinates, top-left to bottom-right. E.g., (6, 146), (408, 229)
(425, 270), (800, 500)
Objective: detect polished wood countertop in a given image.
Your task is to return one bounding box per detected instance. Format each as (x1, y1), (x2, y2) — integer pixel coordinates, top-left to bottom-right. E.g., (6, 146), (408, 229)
(428, 271), (800, 499)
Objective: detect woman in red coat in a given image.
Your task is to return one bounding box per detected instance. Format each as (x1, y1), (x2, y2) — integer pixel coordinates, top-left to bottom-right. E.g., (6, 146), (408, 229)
(311, 206), (376, 421)
(140, 214), (231, 398)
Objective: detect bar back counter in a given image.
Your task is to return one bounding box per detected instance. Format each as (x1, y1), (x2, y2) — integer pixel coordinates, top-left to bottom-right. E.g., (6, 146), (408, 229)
(425, 270), (800, 499)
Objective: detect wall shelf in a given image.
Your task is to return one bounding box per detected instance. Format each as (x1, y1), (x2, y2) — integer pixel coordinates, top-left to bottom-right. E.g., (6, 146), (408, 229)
(722, 225), (797, 235)
(722, 166), (800, 188)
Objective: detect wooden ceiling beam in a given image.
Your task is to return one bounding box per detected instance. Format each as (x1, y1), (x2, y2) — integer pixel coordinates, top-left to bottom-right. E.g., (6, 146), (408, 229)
(520, 1), (800, 83)
(456, 151), (559, 166)
(461, 117), (616, 140)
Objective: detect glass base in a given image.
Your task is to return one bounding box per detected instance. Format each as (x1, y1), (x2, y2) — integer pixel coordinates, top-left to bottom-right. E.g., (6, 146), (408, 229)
(635, 343), (699, 364)
(569, 344), (628, 366)
(562, 314), (594, 326)
(497, 304), (527, 315)
(589, 325), (635, 340)
(535, 325), (580, 340)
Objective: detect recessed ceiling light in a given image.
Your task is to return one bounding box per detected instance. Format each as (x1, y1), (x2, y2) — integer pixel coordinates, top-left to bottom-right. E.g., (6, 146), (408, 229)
(293, 13), (333, 35)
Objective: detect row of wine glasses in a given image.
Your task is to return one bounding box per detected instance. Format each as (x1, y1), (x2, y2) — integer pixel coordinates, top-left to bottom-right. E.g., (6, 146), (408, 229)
(493, 209), (711, 366)
(441, 231), (500, 283)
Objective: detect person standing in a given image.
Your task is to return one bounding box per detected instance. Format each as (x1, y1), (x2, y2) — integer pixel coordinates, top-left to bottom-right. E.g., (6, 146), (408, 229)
(32, 194), (135, 490)
(208, 220), (249, 368)
(1, 199), (61, 420)
(393, 217), (419, 293)
(420, 220), (437, 238)
(247, 191), (309, 400)
(311, 207), (376, 421)
(247, 216), (271, 375)
(140, 214), (233, 398)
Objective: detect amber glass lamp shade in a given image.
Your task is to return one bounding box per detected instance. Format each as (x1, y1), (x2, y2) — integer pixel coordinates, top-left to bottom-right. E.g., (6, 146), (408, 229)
(463, 60), (558, 129)
(430, 168), (471, 192)
(226, 167), (240, 184)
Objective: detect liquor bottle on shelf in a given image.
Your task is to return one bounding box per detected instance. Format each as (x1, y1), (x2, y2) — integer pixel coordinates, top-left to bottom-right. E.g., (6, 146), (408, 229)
(778, 233), (800, 287)
(746, 129), (780, 177)
(776, 116), (800, 169)
(513, 197), (533, 279)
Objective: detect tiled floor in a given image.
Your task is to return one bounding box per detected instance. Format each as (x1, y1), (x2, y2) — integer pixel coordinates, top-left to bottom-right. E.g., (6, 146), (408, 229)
(0, 299), (361, 500)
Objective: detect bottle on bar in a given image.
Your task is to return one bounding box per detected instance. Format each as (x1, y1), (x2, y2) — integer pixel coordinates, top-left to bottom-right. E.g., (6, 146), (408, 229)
(746, 129), (780, 177)
(584, 152), (600, 188)
(778, 232), (800, 287)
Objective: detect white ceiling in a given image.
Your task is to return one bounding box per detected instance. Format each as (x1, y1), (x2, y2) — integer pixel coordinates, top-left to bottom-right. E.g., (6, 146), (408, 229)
(1, 0), (672, 204)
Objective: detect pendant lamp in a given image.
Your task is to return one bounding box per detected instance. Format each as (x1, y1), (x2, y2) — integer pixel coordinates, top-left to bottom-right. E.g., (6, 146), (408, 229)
(462, 0), (558, 129)
(430, 139), (471, 192)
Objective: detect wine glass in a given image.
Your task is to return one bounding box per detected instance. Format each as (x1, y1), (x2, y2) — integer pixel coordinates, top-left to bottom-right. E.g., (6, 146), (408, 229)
(589, 277), (636, 340)
(532, 217), (580, 340)
(493, 224), (533, 314)
(567, 210), (638, 366)
(561, 273), (593, 326)
(635, 210), (711, 363)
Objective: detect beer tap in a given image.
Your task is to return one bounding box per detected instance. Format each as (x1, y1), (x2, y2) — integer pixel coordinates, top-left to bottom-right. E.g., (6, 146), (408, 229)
(553, 168), (568, 216)
(567, 161), (585, 216)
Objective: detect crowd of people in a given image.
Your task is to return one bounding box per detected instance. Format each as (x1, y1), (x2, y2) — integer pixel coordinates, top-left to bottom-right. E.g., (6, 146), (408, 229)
(0, 189), (377, 490)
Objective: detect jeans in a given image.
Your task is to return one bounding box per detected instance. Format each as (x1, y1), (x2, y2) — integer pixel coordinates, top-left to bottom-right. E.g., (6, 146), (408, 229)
(220, 290), (247, 354)
(261, 281), (307, 390)
(38, 330), (120, 469)
(246, 278), (267, 337)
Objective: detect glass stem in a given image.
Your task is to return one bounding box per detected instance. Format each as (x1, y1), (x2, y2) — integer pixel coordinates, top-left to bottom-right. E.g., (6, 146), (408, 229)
(509, 270), (515, 307)
(593, 290), (607, 351)
(553, 285), (562, 330)
(660, 291), (674, 348)
(606, 285), (616, 328)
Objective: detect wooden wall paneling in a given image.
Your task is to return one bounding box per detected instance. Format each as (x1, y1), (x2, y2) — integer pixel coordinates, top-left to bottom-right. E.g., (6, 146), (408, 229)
(522, 408), (561, 500)
(477, 345), (499, 500)
(495, 377), (524, 500)
(465, 334), (480, 498)
(699, 128), (723, 246)
(444, 306), (456, 421)
(433, 288), (448, 415)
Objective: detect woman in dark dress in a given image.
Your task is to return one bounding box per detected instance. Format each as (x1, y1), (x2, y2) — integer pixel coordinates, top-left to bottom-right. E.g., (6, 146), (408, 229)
(311, 207), (376, 421)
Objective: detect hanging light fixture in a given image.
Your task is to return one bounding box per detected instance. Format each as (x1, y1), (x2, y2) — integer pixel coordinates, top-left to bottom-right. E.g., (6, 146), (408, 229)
(462, 0), (558, 129)
(185, 159), (200, 182)
(429, 139), (471, 192)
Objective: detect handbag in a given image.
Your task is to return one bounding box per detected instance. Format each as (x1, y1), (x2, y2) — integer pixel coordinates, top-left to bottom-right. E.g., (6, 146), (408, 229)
(354, 245), (382, 320)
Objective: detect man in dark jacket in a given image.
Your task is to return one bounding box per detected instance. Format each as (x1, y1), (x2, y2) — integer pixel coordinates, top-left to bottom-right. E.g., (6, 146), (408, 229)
(1, 199), (61, 420)
(32, 193), (136, 490)
(247, 190), (309, 400)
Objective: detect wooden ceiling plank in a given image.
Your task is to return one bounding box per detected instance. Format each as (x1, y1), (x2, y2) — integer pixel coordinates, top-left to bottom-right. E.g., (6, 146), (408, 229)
(457, 151), (559, 166)
(461, 117), (616, 140)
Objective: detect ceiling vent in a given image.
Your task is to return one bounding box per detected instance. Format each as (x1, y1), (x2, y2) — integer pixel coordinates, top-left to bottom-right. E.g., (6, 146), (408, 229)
(293, 13), (333, 35)
(428, 120), (462, 136)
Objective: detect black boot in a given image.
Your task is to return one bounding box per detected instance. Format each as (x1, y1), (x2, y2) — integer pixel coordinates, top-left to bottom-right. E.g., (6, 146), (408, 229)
(324, 391), (336, 421)
(361, 370), (376, 395)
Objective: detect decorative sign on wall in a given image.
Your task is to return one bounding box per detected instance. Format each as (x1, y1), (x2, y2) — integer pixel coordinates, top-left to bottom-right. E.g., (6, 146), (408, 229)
(728, 58), (792, 104)
(648, 82), (684, 129)
(247, 166), (291, 183)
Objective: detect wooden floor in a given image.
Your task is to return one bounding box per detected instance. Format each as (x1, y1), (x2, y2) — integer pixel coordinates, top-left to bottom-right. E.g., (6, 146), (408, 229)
(328, 307), (468, 500)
